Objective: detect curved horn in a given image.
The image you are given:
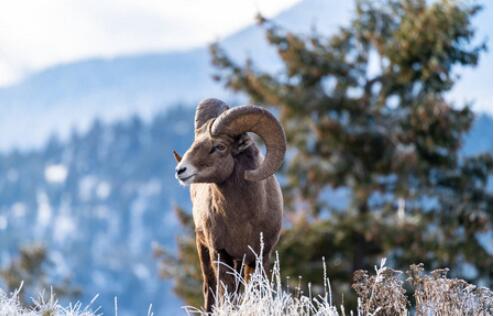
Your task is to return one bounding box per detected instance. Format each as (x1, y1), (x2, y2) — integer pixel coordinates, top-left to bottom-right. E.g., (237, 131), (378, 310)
(211, 105), (286, 182)
(194, 98), (229, 135)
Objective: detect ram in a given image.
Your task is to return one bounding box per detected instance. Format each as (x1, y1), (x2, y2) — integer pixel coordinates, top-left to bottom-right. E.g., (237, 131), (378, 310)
(173, 98), (286, 311)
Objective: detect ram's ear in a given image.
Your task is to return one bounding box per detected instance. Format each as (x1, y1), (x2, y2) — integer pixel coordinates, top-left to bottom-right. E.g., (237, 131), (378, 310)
(173, 149), (182, 162)
(232, 133), (253, 155)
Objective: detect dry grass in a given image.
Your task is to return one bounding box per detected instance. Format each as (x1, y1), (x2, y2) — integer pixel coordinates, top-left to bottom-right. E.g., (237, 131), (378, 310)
(352, 259), (407, 315)
(0, 284), (100, 316)
(0, 256), (491, 315)
(408, 264), (493, 316)
(184, 252), (342, 316)
(184, 254), (493, 316)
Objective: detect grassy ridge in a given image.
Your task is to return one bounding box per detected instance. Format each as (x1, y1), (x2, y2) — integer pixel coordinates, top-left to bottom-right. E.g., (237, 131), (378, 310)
(187, 256), (493, 316)
(1, 256), (492, 315)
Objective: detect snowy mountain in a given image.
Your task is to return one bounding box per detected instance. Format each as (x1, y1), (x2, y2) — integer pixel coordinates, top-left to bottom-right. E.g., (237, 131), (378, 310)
(0, 0), (351, 151)
(0, 0), (490, 151)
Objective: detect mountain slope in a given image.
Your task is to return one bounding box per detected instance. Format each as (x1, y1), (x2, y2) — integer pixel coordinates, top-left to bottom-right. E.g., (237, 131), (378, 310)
(0, 49), (220, 151)
(0, 0), (490, 151)
(0, 0), (348, 151)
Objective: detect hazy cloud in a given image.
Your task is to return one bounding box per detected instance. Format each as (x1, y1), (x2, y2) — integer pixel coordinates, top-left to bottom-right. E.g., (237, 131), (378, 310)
(0, 0), (299, 86)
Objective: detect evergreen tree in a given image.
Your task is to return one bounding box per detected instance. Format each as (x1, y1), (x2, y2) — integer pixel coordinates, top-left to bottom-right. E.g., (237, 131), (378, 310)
(161, 0), (492, 307)
(0, 244), (80, 306)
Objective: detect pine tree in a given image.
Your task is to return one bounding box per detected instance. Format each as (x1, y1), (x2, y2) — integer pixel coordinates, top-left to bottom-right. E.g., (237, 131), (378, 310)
(161, 0), (492, 307)
(0, 244), (80, 306)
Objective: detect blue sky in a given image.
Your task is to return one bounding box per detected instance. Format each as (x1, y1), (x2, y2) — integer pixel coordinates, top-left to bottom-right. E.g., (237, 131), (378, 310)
(447, 0), (492, 114)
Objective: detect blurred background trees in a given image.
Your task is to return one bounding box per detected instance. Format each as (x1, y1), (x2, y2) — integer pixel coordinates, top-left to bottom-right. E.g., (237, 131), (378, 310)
(0, 244), (80, 307)
(160, 0), (492, 307)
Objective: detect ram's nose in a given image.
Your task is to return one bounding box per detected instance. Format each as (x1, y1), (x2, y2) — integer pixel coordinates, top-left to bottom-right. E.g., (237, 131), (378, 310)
(176, 166), (187, 176)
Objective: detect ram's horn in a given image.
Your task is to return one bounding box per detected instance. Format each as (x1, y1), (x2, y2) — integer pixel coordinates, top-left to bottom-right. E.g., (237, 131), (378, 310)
(194, 98), (229, 137)
(211, 105), (286, 181)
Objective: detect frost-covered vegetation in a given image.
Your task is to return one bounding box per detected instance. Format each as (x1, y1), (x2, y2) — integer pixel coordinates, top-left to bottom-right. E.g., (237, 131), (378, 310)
(1, 255), (492, 316)
(0, 286), (99, 316)
(183, 255), (493, 316)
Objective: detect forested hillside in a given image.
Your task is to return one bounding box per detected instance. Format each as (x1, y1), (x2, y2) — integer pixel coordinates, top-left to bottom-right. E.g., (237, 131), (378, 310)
(0, 104), (491, 314)
(0, 106), (195, 315)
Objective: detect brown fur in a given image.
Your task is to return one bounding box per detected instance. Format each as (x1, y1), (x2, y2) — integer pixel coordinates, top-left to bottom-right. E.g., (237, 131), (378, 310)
(177, 124), (283, 312)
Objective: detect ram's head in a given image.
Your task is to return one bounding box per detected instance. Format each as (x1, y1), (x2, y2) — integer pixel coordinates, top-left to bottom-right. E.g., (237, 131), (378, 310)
(174, 98), (286, 185)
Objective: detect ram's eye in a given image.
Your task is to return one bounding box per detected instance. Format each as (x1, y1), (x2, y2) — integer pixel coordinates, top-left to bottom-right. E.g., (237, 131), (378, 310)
(215, 144), (226, 151)
(209, 144), (226, 154)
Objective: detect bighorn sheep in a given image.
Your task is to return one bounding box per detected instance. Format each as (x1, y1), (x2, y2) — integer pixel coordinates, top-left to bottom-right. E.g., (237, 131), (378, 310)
(173, 98), (286, 311)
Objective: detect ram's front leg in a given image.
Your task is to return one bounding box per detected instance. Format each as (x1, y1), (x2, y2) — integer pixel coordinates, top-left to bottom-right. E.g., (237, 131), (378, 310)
(196, 235), (216, 312)
(210, 249), (236, 302)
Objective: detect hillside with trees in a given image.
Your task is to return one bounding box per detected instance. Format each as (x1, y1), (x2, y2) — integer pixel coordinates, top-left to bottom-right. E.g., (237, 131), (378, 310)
(161, 0), (493, 309)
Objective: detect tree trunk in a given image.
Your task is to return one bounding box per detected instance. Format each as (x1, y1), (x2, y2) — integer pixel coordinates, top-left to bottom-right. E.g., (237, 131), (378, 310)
(352, 199), (368, 271)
